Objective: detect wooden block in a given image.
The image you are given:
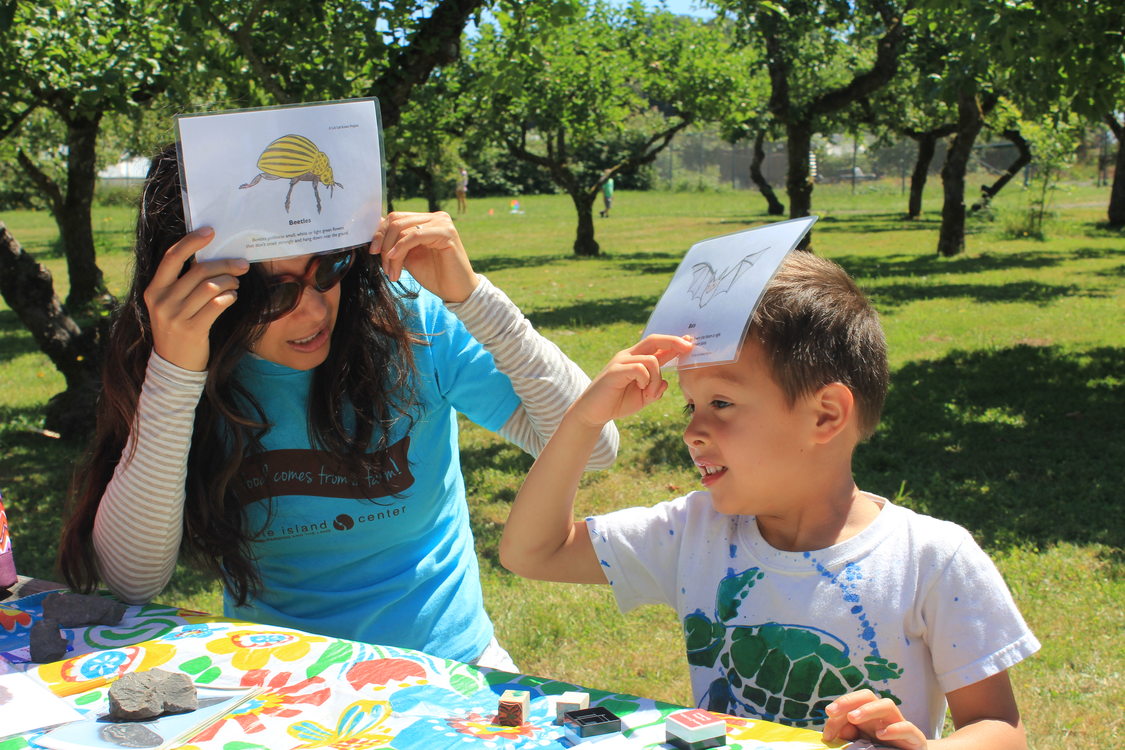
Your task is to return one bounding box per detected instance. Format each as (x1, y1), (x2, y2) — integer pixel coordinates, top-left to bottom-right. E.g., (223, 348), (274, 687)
(497, 689), (530, 727)
(554, 690), (590, 723)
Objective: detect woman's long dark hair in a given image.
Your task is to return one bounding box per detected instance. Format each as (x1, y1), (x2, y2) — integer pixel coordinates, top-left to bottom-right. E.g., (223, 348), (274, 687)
(58, 144), (418, 604)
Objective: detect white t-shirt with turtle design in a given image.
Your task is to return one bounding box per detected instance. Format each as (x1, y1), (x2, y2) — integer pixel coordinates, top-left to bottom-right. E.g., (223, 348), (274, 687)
(587, 492), (1039, 738)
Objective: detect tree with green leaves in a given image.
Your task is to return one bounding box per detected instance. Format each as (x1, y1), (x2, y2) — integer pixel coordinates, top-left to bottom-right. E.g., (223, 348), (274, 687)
(0, 0), (502, 438)
(0, 0), (172, 310)
(469, 2), (752, 256)
(385, 66), (470, 213)
(986, 0), (1125, 227)
(716, 0), (909, 225)
(181, 0), (488, 127)
(911, 0), (1124, 255)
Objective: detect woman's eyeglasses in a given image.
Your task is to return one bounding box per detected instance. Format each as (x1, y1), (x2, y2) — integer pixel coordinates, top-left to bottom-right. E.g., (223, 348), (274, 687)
(260, 247), (356, 322)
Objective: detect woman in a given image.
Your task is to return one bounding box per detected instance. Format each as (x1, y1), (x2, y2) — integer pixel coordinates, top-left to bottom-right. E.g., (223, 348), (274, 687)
(58, 146), (617, 668)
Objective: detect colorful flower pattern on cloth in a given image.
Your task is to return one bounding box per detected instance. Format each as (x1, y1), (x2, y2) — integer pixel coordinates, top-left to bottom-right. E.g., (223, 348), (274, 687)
(35, 642), (175, 690)
(0, 596), (842, 749)
(206, 629), (327, 671)
(445, 712), (539, 740)
(0, 604), (32, 632)
(287, 699), (397, 749)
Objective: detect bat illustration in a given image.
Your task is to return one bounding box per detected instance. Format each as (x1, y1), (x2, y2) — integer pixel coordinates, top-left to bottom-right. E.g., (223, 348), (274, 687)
(687, 248), (768, 308)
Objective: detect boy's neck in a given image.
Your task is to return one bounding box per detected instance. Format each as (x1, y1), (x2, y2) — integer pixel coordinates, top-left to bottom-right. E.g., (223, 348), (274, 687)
(754, 473), (881, 552)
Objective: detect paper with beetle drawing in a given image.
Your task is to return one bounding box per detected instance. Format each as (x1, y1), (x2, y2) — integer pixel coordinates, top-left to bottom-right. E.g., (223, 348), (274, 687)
(641, 216), (817, 369)
(175, 98), (383, 263)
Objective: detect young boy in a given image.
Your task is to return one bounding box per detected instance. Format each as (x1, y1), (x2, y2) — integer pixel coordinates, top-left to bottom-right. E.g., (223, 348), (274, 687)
(500, 252), (1039, 748)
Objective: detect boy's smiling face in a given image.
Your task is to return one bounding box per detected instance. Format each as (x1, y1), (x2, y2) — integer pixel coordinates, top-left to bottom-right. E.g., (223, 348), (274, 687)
(679, 339), (814, 516)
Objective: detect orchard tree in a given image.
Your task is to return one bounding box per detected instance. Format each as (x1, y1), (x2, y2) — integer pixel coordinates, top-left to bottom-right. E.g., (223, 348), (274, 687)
(717, 0), (910, 224)
(0, 0), (509, 438)
(0, 0), (172, 310)
(991, 0), (1125, 227)
(385, 67), (470, 213)
(470, 2), (753, 256)
(182, 0), (491, 128)
(913, 0), (1124, 254)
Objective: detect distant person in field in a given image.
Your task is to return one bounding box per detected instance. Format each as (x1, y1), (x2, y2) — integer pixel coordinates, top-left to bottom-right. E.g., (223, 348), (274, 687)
(599, 176), (614, 218)
(501, 252), (1038, 748)
(456, 167), (469, 214)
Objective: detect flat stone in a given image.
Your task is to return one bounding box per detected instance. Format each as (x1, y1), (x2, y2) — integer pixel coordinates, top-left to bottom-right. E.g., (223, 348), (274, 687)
(108, 669), (198, 721)
(29, 619), (68, 663)
(42, 592), (127, 627)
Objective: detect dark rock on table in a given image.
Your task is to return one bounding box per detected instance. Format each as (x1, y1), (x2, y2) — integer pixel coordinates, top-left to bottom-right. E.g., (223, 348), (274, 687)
(42, 592), (127, 627)
(29, 618), (68, 663)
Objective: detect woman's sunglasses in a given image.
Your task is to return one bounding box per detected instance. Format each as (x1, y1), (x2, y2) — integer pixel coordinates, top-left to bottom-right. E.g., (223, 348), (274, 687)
(260, 246), (357, 322)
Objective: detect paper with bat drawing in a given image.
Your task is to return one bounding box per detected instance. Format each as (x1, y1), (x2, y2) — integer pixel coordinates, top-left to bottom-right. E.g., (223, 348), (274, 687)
(642, 216), (817, 369)
(175, 98), (383, 263)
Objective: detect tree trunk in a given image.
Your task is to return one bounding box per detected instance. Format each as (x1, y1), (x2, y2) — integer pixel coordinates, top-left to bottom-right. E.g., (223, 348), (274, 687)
(1107, 115), (1125, 227)
(0, 222), (103, 438)
(61, 114), (108, 311)
(749, 131), (785, 216)
(908, 131), (939, 219)
(405, 164), (442, 213)
(971, 128), (1031, 213)
(17, 113), (109, 312)
(424, 169), (442, 214)
(570, 190), (600, 257)
(937, 93), (986, 257)
(786, 121), (814, 220)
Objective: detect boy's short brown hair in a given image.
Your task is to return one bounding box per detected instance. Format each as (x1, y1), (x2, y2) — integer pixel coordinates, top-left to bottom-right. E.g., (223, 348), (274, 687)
(748, 251), (888, 438)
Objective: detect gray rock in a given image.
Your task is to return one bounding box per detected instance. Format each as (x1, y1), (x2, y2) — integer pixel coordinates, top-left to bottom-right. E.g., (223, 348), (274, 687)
(108, 669), (198, 721)
(29, 619), (68, 663)
(98, 723), (165, 747)
(42, 592), (127, 627)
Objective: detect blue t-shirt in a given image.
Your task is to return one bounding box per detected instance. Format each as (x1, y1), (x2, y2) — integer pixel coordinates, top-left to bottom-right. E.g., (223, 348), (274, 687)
(225, 282), (521, 662)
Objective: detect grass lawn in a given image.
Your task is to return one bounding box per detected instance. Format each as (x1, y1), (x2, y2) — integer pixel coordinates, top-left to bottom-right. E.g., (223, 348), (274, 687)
(1, 178), (1122, 747)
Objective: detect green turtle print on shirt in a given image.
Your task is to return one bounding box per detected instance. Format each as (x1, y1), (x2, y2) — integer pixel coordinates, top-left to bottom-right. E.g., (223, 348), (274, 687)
(683, 566), (903, 726)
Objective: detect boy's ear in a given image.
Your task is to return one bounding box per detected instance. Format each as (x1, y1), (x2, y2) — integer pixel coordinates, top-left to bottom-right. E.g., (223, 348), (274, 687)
(809, 382), (855, 444)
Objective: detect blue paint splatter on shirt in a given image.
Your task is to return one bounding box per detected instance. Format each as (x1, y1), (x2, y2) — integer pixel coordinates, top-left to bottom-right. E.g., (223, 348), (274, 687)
(804, 552), (882, 657)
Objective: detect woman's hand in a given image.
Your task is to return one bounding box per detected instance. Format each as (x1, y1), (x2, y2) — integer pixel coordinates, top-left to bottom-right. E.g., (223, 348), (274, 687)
(370, 211), (477, 302)
(143, 227), (249, 372)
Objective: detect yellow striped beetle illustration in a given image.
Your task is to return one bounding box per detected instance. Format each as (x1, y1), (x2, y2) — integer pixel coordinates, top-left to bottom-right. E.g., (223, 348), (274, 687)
(239, 134), (342, 213)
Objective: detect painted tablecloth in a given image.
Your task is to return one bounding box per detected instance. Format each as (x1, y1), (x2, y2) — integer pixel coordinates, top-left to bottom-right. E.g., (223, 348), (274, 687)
(1, 591), (840, 749)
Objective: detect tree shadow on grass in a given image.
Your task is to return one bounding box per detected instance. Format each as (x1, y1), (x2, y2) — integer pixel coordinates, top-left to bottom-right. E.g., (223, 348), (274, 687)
(867, 280), (1083, 310)
(460, 440), (534, 568)
(859, 345), (1124, 552)
(0, 310), (45, 359)
(527, 295), (659, 329)
(834, 251), (1059, 279)
(610, 252), (682, 276)
(629, 345), (1123, 554)
(471, 254), (571, 274)
(813, 214), (942, 235)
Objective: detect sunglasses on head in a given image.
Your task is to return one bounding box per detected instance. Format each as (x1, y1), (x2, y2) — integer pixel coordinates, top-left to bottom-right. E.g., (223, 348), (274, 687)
(260, 246), (357, 322)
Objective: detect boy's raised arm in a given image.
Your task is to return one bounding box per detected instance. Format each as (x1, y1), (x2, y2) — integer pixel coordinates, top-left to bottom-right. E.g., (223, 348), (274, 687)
(500, 335), (693, 584)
